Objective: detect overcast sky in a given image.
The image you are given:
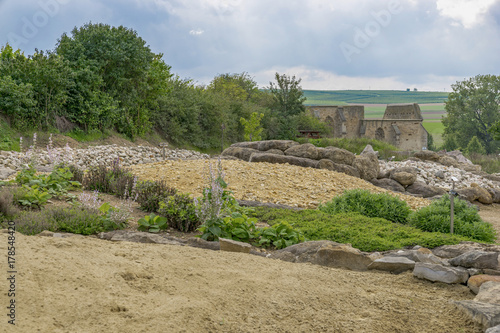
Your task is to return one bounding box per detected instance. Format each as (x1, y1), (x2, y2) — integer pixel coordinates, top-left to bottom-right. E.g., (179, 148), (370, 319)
(1, 0), (499, 91)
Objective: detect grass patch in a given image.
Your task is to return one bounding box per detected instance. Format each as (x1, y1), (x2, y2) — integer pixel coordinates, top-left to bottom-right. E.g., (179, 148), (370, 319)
(0, 118), (20, 151)
(66, 128), (109, 142)
(423, 121), (444, 147)
(251, 208), (472, 252)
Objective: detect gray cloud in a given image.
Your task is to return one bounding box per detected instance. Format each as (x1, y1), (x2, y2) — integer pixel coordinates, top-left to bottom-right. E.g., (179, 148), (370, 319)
(1, 0), (498, 90)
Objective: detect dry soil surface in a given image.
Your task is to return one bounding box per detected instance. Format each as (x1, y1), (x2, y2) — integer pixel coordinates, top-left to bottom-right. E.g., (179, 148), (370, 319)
(0, 232), (482, 333)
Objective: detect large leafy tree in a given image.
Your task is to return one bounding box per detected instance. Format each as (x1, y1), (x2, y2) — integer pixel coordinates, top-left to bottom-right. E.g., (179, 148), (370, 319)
(56, 23), (171, 137)
(266, 72), (307, 139)
(442, 75), (500, 153)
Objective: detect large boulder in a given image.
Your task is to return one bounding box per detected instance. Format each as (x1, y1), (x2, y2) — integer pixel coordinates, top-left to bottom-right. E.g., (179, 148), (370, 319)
(0, 167), (16, 180)
(230, 141), (261, 150)
(221, 146), (259, 161)
(368, 256), (415, 274)
(449, 251), (500, 270)
(413, 262), (469, 284)
(249, 152), (319, 169)
(370, 178), (405, 193)
(318, 147), (355, 166)
(487, 189), (500, 204)
(414, 150), (440, 162)
(265, 149), (284, 155)
(219, 238), (251, 254)
(471, 183), (493, 204)
(468, 275), (500, 294)
(284, 143), (319, 160)
(432, 243), (500, 259)
(353, 153), (379, 181)
(405, 181), (447, 198)
(258, 140), (299, 152)
(447, 150), (473, 164)
(438, 155), (459, 167)
(390, 167), (418, 186)
(318, 159), (360, 178)
(453, 301), (500, 329)
(457, 187), (480, 202)
(361, 144), (379, 157)
(475, 281), (500, 305)
(269, 241), (373, 271)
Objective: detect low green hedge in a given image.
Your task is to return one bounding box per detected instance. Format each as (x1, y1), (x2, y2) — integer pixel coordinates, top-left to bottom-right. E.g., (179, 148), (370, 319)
(252, 208), (474, 252)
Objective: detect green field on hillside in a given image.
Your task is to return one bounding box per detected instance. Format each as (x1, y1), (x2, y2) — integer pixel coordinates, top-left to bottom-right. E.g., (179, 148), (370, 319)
(304, 90), (449, 105)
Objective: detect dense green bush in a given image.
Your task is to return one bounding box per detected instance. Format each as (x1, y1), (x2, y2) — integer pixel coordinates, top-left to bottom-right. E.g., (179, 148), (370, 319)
(158, 193), (200, 232)
(319, 189), (411, 224)
(252, 208), (472, 252)
(407, 196), (496, 243)
(135, 180), (177, 212)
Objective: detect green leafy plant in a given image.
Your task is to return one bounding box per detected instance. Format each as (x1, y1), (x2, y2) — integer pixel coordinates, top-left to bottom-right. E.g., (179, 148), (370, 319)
(137, 213), (168, 233)
(158, 193), (199, 232)
(18, 187), (52, 209)
(407, 196), (496, 243)
(319, 189), (411, 224)
(258, 222), (305, 249)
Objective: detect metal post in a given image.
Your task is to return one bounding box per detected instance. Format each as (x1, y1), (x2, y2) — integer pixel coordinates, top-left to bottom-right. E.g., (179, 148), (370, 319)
(450, 179), (455, 234)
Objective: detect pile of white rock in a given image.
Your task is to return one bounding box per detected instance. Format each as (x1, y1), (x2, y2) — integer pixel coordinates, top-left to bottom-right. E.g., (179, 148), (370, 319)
(0, 144), (209, 172)
(379, 159), (497, 192)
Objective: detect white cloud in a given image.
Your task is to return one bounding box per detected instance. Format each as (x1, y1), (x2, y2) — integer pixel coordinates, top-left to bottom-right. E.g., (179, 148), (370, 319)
(189, 28), (204, 35)
(436, 0), (497, 28)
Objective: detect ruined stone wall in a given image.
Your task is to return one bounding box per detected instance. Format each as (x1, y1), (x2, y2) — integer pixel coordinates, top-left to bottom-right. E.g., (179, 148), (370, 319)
(383, 103), (423, 120)
(362, 119), (428, 150)
(308, 105), (363, 138)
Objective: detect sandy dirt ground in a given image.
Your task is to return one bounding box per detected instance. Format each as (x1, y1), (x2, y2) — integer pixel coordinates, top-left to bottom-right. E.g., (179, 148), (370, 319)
(0, 232), (482, 333)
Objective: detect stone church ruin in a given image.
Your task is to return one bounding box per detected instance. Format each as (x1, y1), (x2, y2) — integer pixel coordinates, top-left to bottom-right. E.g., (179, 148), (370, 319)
(308, 103), (428, 151)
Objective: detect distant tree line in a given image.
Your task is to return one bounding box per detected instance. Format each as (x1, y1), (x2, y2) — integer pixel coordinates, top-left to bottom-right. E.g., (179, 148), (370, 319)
(0, 23), (327, 150)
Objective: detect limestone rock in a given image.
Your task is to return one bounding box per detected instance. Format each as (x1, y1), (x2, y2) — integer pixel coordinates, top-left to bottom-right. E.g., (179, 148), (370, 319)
(432, 243), (500, 259)
(449, 251), (500, 270)
(284, 143), (319, 160)
(447, 150), (473, 164)
(413, 262), (469, 284)
(361, 144), (379, 157)
(221, 146), (260, 162)
(453, 300), (500, 329)
(269, 241), (373, 271)
(439, 155), (459, 167)
(368, 256), (415, 274)
(486, 325), (500, 333)
(353, 153), (379, 181)
(487, 189), (500, 204)
(475, 282), (500, 305)
(230, 141), (261, 150)
(186, 237), (220, 251)
(414, 150), (440, 162)
(370, 178), (405, 193)
(109, 231), (186, 246)
(378, 169), (391, 179)
(318, 159), (360, 178)
(318, 147), (355, 166)
(457, 187), (480, 202)
(219, 238), (252, 254)
(468, 275), (500, 294)
(0, 167), (16, 180)
(265, 149), (284, 155)
(390, 167), (418, 186)
(405, 181), (447, 198)
(388, 248), (447, 265)
(258, 140), (299, 152)
(470, 183), (493, 204)
(249, 152), (319, 169)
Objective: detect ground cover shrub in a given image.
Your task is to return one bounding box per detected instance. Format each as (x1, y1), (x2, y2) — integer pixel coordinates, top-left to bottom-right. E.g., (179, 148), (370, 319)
(251, 208), (472, 252)
(15, 165), (81, 197)
(468, 152), (500, 174)
(319, 189), (411, 224)
(407, 196), (496, 243)
(10, 205), (125, 235)
(0, 187), (20, 219)
(83, 160), (136, 198)
(135, 180), (177, 212)
(158, 193), (199, 232)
